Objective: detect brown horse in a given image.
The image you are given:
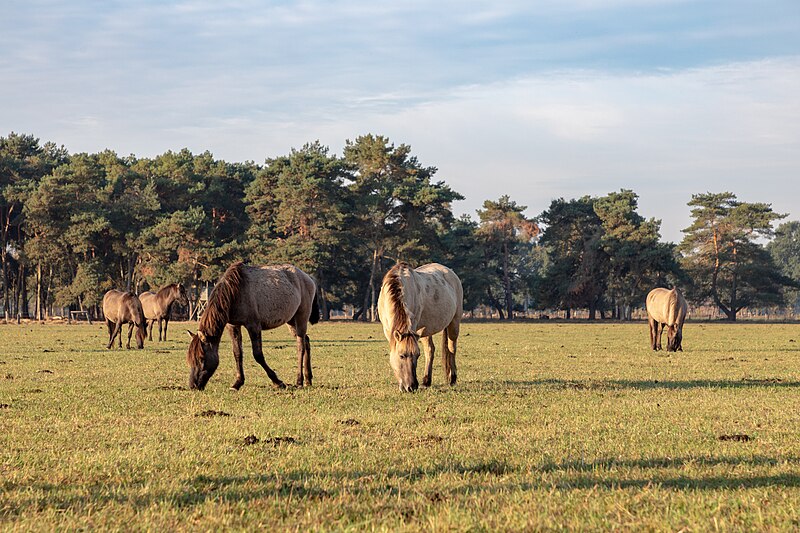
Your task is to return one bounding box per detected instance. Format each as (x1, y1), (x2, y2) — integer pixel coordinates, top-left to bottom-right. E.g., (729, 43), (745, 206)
(186, 262), (320, 391)
(377, 262), (463, 392)
(646, 287), (688, 352)
(140, 284), (188, 341)
(102, 290), (147, 349)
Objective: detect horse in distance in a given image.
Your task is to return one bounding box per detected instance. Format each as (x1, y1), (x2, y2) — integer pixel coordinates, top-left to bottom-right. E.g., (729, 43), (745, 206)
(378, 262), (463, 392)
(103, 290), (147, 350)
(646, 287), (688, 352)
(140, 284), (188, 341)
(186, 262), (320, 391)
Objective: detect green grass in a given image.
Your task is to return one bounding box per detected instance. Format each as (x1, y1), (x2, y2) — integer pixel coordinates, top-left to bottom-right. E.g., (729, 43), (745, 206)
(2, 321), (800, 530)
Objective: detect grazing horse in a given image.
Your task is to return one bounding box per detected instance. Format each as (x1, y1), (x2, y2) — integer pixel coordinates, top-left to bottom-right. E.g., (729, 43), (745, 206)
(140, 284), (188, 341)
(646, 287), (688, 352)
(102, 290), (147, 350)
(186, 262), (319, 391)
(377, 262), (463, 392)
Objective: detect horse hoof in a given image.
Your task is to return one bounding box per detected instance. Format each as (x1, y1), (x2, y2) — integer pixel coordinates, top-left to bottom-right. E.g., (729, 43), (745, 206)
(274, 381), (287, 390)
(421, 380), (431, 387)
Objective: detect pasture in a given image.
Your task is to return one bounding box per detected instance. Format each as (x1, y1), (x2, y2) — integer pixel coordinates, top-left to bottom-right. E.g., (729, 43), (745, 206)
(2, 321), (800, 530)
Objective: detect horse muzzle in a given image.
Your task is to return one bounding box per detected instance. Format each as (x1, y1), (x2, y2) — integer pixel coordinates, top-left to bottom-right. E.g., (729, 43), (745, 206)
(399, 380), (419, 393)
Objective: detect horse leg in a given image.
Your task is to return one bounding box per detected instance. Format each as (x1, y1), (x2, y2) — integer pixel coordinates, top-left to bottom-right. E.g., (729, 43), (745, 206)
(247, 325), (286, 389)
(163, 317), (169, 341)
(289, 322), (312, 387)
(157, 317), (163, 342)
(421, 335), (435, 387)
(107, 319), (119, 349)
(656, 323), (664, 351)
(228, 324), (245, 390)
(126, 322), (134, 349)
(303, 334), (312, 386)
(287, 324), (305, 387)
(444, 321), (459, 386)
(648, 317), (657, 350)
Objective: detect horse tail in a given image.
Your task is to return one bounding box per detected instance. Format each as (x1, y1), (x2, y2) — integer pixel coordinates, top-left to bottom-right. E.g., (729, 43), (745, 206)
(310, 291), (320, 325)
(667, 289), (680, 324)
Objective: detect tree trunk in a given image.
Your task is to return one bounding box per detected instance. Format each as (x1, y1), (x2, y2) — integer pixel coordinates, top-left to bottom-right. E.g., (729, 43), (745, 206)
(503, 242), (513, 319)
(45, 266), (53, 319)
(1, 255), (7, 320)
(19, 264), (29, 319)
(319, 286), (330, 321)
(487, 286), (505, 320)
(362, 247), (381, 322)
(35, 263), (42, 320)
(729, 246), (738, 321)
(125, 253), (137, 292)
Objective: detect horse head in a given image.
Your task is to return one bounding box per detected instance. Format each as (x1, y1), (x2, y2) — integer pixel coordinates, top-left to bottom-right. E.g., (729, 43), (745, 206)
(390, 330), (420, 392)
(135, 322), (146, 349)
(177, 284), (189, 306)
(666, 325), (682, 352)
(186, 330), (219, 390)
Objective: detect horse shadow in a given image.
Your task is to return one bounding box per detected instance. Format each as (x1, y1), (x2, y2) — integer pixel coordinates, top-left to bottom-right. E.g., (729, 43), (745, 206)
(486, 378), (800, 391)
(9, 454), (800, 517)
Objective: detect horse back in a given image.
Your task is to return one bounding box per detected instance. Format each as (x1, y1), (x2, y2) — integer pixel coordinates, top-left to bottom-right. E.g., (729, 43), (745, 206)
(646, 288), (687, 326)
(410, 263), (463, 335)
(138, 291), (159, 319)
(103, 289), (144, 324)
(229, 264), (314, 329)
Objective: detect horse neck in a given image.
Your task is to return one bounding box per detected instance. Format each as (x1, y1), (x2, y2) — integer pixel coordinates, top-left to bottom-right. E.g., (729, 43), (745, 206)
(126, 300), (145, 326)
(158, 285), (177, 305)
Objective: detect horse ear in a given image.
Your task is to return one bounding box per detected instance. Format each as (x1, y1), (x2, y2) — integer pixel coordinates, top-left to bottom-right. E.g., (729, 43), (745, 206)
(197, 331), (207, 343)
(393, 330), (403, 342)
(186, 330), (196, 338)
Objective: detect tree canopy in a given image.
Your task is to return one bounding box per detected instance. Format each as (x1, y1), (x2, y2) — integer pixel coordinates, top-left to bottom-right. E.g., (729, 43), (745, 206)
(2, 131), (798, 322)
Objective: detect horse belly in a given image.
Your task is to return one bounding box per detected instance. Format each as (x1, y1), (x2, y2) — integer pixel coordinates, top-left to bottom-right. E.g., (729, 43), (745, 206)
(257, 293), (301, 330)
(416, 300), (457, 337)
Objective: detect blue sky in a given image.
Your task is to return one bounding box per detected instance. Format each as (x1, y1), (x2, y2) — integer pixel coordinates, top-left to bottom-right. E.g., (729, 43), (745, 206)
(1, 0), (798, 241)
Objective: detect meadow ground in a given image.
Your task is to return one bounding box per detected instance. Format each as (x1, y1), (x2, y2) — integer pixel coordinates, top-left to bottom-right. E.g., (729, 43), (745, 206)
(2, 320), (800, 531)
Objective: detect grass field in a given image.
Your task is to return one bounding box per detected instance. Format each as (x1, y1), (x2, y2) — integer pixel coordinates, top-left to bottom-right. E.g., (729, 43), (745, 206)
(2, 320), (800, 531)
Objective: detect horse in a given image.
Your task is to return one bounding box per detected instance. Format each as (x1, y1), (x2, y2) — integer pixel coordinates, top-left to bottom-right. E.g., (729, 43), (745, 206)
(139, 284), (188, 341)
(646, 287), (688, 352)
(186, 262), (320, 391)
(377, 262), (463, 392)
(102, 290), (147, 350)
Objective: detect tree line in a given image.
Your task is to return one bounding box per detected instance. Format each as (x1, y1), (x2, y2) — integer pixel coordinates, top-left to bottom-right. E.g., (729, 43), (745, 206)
(2, 132), (798, 322)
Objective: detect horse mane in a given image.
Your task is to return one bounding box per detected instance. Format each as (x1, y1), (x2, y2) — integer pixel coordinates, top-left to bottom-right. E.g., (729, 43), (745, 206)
(199, 262), (244, 340)
(382, 262), (413, 334)
(157, 283), (177, 297)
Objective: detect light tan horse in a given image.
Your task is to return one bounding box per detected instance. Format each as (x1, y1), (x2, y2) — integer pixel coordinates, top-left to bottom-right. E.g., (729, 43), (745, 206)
(646, 287), (688, 352)
(140, 284), (188, 341)
(102, 290), (147, 349)
(186, 262), (319, 391)
(378, 262), (463, 392)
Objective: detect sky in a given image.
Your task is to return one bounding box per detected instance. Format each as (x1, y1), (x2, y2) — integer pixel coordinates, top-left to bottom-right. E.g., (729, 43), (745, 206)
(1, 0), (799, 242)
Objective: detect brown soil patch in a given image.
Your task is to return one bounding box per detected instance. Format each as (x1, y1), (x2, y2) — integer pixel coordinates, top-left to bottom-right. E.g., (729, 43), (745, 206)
(718, 434), (752, 442)
(155, 385), (186, 391)
(195, 410), (231, 418)
(263, 436), (296, 445)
